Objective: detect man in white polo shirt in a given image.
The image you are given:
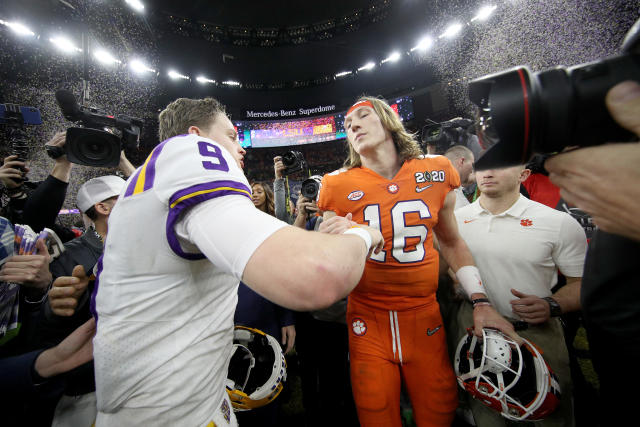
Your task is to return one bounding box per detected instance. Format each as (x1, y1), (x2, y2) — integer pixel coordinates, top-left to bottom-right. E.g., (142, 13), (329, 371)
(454, 165), (587, 427)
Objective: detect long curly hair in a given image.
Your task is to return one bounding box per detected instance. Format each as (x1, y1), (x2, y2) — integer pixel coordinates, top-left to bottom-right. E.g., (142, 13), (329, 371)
(343, 96), (423, 169)
(251, 181), (275, 216)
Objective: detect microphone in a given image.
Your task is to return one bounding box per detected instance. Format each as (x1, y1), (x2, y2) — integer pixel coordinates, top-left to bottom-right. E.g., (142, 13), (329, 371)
(55, 90), (81, 120)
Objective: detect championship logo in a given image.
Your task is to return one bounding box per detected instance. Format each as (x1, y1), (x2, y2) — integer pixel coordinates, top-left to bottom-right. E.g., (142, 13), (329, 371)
(348, 190), (365, 201)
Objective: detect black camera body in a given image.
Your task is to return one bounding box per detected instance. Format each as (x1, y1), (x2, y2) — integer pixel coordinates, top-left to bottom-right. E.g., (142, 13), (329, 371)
(0, 103), (43, 183)
(282, 150), (307, 176)
(468, 18), (640, 170)
(421, 118), (474, 154)
(54, 90), (143, 167)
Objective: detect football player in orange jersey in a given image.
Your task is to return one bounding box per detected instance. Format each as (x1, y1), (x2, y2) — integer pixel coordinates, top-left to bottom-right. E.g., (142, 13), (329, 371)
(317, 97), (520, 427)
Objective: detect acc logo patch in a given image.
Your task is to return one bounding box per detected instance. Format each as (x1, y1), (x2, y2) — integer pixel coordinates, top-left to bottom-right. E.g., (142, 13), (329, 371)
(352, 318), (367, 336)
(520, 219), (533, 227)
(347, 190), (365, 201)
(387, 183), (399, 194)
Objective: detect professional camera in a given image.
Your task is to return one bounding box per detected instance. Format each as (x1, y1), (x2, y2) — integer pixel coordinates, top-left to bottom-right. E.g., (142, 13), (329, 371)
(281, 150), (307, 175)
(0, 103), (43, 183)
(300, 175), (322, 201)
(421, 117), (475, 154)
(53, 90), (143, 167)
(468, 17), (640, 170)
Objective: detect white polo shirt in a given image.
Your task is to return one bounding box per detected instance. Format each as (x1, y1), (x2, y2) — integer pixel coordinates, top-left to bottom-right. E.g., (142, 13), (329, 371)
(454, 195), (587, 319)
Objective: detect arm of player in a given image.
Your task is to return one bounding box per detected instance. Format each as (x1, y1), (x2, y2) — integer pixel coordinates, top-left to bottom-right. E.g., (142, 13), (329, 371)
(181, 196), (382, 312)
(434, 191), (522, 343)
(243, 225), (381, 311)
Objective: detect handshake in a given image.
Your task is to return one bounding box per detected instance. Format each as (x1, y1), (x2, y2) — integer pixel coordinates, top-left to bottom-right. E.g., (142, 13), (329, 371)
(319, 212), (384, 257)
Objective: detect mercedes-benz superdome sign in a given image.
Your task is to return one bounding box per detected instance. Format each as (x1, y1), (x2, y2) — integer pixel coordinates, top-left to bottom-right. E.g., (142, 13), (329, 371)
(246, 104), (336, 119)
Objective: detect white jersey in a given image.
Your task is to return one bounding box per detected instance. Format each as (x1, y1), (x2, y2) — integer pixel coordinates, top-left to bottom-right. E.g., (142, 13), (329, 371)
(92, 134), (282, 426)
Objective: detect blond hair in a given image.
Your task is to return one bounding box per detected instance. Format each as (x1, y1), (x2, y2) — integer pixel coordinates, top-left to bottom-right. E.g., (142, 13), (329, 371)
(158, 98), (226, 142)
(343, 96), (423, 169)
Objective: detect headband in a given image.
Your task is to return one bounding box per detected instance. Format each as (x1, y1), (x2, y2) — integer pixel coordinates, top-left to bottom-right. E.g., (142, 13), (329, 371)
(346, 100), (374, 116)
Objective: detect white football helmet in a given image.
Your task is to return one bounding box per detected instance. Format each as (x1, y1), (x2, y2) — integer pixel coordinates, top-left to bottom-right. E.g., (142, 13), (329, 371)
(454, 328), (561, 421)
(225, 326), (287, 411)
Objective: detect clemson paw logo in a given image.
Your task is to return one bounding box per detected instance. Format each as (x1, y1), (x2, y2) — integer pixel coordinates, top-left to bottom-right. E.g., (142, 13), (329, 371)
(352, 318), (367, 336)
(387, 183), (399, 194)
(520, 219), (533, 227)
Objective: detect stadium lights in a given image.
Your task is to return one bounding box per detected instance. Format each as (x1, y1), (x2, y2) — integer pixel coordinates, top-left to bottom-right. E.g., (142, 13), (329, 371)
(0, 20), (35, 36)
(222, 80), (241, 86)
(129, 59), (155, 74)
(335, 71), (352, 78)
(49, 36), (81, 53)
(381, 51), (401, 64)
(471, 5), (497, 22)
(196, 76), (215, 84)
(168, 70), (189, 80)
(94, 50), (121, 65)
(125, 0), (145, 12)
(439, 23), (463, 39)
(357, 62), (375, 71)
(410, 36), (433, 52)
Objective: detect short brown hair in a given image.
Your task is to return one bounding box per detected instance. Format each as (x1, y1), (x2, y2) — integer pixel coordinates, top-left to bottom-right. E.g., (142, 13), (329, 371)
(158, 98), (226, 142)
(343, 96), (423, 169)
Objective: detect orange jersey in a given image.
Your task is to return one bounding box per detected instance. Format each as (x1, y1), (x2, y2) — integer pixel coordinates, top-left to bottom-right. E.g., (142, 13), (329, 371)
(318, 155), (460, 297)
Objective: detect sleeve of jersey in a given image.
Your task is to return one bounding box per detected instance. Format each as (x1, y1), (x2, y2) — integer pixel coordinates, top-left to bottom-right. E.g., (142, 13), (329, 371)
(317, 174), (341, 215)
(552, 213), (588, 277)
(176, 196), (288, 280)
(444, 156), (461, 190)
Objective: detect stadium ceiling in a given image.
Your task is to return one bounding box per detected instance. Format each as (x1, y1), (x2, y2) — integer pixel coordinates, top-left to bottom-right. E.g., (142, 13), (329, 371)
(1, 0), (473, 96)
(150, 0), (439, 89)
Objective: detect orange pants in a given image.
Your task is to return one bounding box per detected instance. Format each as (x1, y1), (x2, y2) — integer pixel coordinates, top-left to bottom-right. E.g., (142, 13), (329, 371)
(347, 293), (457, 427)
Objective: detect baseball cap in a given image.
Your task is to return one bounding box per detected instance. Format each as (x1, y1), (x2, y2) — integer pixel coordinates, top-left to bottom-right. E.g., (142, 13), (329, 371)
(76, 175), (126, 213)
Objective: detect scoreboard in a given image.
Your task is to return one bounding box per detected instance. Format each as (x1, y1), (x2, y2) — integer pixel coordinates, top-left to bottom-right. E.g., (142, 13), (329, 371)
(236, 96), (414, 148)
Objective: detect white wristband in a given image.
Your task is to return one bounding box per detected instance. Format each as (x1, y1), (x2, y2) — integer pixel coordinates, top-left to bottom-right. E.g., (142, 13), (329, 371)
(455, 265), (485, 297)
(343, 227), (372, 253)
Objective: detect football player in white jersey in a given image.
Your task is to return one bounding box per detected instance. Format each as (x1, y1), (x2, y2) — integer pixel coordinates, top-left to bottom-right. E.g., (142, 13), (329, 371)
(92, 97), (383, 427)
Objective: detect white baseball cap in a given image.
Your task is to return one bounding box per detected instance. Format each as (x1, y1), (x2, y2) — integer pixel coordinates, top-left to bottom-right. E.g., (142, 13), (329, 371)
(76, 175), (126, 213)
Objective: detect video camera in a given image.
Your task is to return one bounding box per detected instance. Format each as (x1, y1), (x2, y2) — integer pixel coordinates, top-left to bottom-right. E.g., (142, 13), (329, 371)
(468, 17), (640, 170)
(0, 103), (43, 183)
(421, 117), (475, 154)
(53, 89), (143, 167)
(281, 150), (307, 176)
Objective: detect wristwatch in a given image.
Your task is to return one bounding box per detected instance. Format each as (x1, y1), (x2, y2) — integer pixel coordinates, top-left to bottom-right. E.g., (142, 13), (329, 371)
(543, 297), (562, 317)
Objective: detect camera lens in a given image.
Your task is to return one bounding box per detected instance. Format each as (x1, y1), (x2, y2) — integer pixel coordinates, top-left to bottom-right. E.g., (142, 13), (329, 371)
(469, 67), (538, 170)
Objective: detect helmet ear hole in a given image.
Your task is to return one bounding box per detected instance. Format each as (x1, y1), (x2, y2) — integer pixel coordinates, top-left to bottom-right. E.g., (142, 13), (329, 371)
(454, 328), (561, 421)
(226, 326), (287, 412)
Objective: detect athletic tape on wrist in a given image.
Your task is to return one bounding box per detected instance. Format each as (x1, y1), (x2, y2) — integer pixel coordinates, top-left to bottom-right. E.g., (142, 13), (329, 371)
(456, 265), (485, 297)
(343, 227), (372, 253)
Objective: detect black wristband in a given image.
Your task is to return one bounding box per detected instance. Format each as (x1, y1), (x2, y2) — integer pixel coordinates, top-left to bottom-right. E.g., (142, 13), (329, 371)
(471, 298), (491, 307)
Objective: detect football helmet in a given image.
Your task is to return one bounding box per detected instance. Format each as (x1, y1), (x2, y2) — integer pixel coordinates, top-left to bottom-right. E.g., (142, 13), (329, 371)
(225, 326), (287, 411)
(454, 328), (561, 421)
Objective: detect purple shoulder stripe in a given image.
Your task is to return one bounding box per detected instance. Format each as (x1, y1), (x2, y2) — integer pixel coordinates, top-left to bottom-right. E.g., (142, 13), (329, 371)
(124, 134), (189, 197)
(166, 180), (252, 260)
(90, 254), (104, 324)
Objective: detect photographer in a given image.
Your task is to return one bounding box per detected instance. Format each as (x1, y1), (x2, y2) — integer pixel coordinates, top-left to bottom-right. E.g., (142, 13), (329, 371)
(544, 80), (640, 425)
(273, 155), (295, 224)
(1, 131), (73, 239)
